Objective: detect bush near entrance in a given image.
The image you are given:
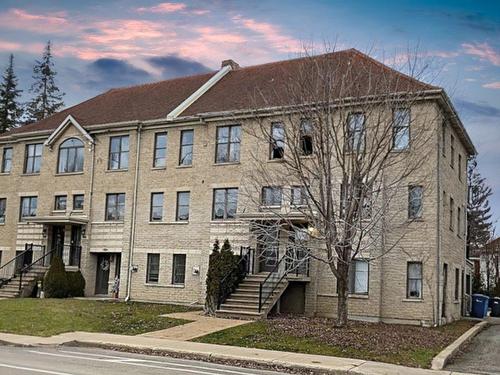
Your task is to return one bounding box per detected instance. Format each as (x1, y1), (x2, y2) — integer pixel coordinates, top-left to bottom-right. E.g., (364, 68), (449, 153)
(67, 270), (86, 297)
(43, 256), (69, 298)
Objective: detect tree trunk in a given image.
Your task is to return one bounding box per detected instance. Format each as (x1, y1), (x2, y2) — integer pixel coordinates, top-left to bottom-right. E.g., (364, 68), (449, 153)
(336, 261), (349, 327)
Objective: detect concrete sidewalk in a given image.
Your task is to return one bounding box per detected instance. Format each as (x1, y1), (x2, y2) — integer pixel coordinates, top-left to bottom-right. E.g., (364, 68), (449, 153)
(140, 310), (250, 341)
(0, 331), (473, 375)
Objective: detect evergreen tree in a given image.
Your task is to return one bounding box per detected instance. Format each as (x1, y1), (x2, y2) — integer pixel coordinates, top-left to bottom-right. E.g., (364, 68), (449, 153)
(25, 41), (64, 123)
(467, 156), (493, 257)
(0, 54), (22, 133)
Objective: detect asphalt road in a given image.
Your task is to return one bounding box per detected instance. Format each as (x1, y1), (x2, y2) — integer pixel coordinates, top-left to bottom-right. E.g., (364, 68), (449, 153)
(445, 323), (500, 375)
(0, 345), (282, 375)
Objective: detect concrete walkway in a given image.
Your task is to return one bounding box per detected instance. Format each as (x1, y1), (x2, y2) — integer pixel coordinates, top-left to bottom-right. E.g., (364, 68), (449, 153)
(140, 310), (250, 341)
(0, 331), (472, 375)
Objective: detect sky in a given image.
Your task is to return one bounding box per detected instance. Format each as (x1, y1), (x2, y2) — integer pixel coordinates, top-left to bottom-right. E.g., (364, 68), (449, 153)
(0, 0), (499, 230)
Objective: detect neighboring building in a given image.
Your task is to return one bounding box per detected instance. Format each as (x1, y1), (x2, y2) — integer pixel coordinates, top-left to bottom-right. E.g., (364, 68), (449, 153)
(472, 237), (500, 292)
(0, 49), (475, 325)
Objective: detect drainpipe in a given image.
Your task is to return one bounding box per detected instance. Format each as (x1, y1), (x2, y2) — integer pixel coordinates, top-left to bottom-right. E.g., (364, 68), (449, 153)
(125, 123), (142, 302)
(436, 117), (442, 326)
(85, 140), (96, 271)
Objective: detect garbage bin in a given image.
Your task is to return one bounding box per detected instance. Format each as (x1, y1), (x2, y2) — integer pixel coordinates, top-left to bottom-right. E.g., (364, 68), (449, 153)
(491, 297), (500, 318)
(471, 294), (489, 318)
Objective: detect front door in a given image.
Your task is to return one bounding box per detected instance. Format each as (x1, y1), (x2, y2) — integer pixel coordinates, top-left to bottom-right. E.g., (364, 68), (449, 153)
(52, 225), (65, 259)
(95, 254), (111, 295)
(69, 226), (82, 266)
(257, 223), (280, 272)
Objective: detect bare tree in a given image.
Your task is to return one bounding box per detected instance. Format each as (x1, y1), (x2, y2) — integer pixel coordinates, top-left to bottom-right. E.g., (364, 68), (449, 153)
(240, 47), (437, 326)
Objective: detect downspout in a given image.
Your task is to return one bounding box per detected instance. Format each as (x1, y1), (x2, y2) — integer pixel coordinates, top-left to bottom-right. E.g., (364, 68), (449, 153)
(436, 117), (442, 326)
(85, 140), (96, 271)
(125, 122), (142, 302)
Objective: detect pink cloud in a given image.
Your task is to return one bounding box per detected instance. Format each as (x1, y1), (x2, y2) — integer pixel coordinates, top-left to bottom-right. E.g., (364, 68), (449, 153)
(483, 82), (500, 89)
(195, 27), (246, 44)
(83, 20), (171, 44)
(232, 15), (301, 53)
(462, 42), (500, 66)
(0, 8), (68, 33)
(136, 2), (186, 13)
(0, 39), (21, 51)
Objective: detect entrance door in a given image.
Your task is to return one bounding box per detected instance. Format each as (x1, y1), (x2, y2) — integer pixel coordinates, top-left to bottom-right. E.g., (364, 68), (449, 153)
(69, 226), (82, 266)
(95, 254), (111, 295)
(52, 225), (65, 259)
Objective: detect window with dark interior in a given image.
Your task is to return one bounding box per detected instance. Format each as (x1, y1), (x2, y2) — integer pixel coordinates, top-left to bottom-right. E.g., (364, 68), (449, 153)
(408, 185), (423, 219)
(450, 134), (455, 168)
(1, 147), (12, 173)
(0, 198), (6, 224)
(54, 195), (67, 211)
(300, 119), (313, 155)
(172, 254), (186, 284)
(458, 154), (462, 181)
(349, 259), (369, 294)
(176, 192), (190, 221)
(392, 108), (410, 150)
(347, 113), (365, 151)
(212, 188), (238, 220)
(73, 195), (84, 210)
(449, 197), (454, 231)
(455, 268), (460, 301)
(20, 196), (37, 220)
(108, 135), (129, 170)
(58, 138), (84, 173)
(216, 125), (241, 163)
(150, 192), (164, 221)
(24, 143), (42, 174)
(105, 193), (125, 221)
(146, 253), (160, 283)
(153, 132), (167, 168)
(262, 186), (282, 206)
(407, 262), (422, 298)
(270, 123), (285, 159)
(179, 130), (193, 166)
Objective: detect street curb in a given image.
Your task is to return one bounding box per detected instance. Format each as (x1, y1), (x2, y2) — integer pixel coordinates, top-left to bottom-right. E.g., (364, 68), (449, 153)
(431, 321), (488, 370)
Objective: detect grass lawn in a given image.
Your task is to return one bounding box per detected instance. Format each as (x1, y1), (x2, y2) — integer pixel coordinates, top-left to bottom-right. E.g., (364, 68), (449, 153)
(0, 299), (195, 337)
(193, 316), (476, 368)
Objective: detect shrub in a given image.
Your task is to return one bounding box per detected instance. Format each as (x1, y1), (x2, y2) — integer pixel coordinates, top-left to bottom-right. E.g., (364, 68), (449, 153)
(66, 270), (86, 297)
(43, 256), (69, 298)
(205, 239), (242, 315)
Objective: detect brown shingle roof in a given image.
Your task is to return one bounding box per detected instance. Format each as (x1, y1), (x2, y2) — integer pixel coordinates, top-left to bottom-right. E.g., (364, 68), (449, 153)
(1, 49), (437, 138)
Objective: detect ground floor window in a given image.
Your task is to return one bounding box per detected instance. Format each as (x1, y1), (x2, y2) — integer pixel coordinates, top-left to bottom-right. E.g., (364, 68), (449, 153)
(349, 259), (369, 294)
(146, 253), (160, 283)
(407, 262), (422, 298)
(172, 254), (186, 285)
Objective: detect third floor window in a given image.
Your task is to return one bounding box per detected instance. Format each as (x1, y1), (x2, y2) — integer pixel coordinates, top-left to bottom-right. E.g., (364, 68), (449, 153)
(108, 135), (129, 170)
(270, 123), (285, 160)
(1, 147), (12, 173)
(179, 130), (193, 166)
(216, 125), (241, 163)
(153, 132), (167, 168)
(393, 108), (410, 150)
(58, 138), (84, 173)
(24, 143), (42, 174)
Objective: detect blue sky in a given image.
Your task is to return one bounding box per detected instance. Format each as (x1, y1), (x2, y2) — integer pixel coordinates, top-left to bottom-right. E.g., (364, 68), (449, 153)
(0, 0), (499, 230)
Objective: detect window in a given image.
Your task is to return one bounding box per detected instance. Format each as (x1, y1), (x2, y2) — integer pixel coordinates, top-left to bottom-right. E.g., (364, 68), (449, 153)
(20, 196), (37, 220)
(24, 143), (42, 174)
(347, 113), (365, 151)
(1, 147), (12, 173)
(212, 188), (238, 220)
(441, 123), (446, 157)
(450, 135), (455, 168)
(146, 253), (160, 283)
(449, 197), (454, 231)
(179, 130), (193, 166)
(270, 123), (285, 159)
(216, 125), (241, 163)
(393, 108), (410, 150)
(262, 187), (282, 206)
(108, 135), (129, 170)
(407, 262), (422, 298)
(458, 154), (462, 181)
(176, 192), (190, 221)
(454, 268), (460, 301)
(300, 119), (313, 155)
(58, 138), (84, 173)
(408, 185), (423, 219)
(73, 195), (84, 210)
(0, 198), (5, 224)
(150, 193), (164, 221)
(54, 195), (67, 211)
(172, 254), (186, 284)
(291, 186), (307, 206)
(349, 259), (369, 294)
(153, 132), (167, 168)
(457, 206), (462, 237)
(105, 193), (125, 221)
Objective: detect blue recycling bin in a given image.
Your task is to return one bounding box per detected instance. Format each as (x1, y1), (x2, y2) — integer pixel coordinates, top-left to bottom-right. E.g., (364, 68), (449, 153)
(471, 294), (489, 318)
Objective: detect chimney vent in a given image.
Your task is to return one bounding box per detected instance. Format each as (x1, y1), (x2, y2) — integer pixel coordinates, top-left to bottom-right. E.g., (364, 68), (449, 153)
(221, 59), (240, 70)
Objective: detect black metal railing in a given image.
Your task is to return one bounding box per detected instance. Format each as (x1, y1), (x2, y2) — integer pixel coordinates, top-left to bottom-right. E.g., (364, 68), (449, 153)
(18, 248), (55, 292)
(285, 247), (310, 277)
(217, 246), (254, 309)
(0, 243), (46, 288)
(68, 245), (82, 267)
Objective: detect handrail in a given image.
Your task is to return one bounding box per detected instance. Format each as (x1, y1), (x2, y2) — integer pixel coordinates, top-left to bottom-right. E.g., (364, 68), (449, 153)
(0, 244), (35, 287)
(217, 247), (254, 309)
(18, 247), (52, 293)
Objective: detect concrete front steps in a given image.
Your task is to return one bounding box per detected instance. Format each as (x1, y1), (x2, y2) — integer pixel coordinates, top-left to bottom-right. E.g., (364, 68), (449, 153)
(216, 273), (289, 320)
(0, 265), (47, 298)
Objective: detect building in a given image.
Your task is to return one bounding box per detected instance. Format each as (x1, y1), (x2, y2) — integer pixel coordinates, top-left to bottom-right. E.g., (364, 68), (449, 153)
(0, 49), (475, 325)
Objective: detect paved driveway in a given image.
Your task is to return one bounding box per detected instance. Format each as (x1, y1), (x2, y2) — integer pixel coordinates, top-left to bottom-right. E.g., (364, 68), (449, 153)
(446, 323), (500, 375)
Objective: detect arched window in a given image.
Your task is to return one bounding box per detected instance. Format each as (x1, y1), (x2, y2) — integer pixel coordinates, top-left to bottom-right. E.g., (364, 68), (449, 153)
(58, 138), (84, 173)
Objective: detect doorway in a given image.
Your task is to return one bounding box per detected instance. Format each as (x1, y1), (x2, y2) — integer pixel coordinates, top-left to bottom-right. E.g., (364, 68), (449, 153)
(95, 254), (111, 295)
(52, 225), (65, 259)
(69, 226), (82, 266)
